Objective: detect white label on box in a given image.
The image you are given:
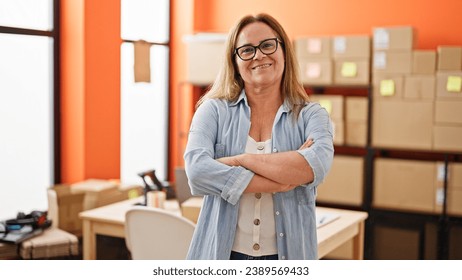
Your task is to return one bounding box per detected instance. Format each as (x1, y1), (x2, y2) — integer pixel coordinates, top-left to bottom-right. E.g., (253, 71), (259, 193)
(333, 37), (346, 54)
(437, 163), (446, 182)
(373, 51), (387, 69)
(436, 188), (445, 206)
(306, 62), (321, 78)
(374, 28), (389, 49)
(307, 38), (322, 54)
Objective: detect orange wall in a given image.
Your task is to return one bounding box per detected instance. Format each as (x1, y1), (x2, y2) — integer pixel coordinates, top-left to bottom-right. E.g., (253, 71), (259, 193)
(61, 0), (462, 183)
(61, 0), (121, 183)
(193, 0), (462, 48)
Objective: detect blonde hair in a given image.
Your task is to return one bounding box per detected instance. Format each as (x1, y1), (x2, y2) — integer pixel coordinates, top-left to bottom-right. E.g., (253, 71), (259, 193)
(197, 13), (308, 116)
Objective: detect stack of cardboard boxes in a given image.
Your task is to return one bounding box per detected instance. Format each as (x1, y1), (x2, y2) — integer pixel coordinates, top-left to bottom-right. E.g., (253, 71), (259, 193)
(294, 35), (371, 86)
(295, 35), (371, 208)
(332, 35), (371, 86)
(371, 26), (462, 215)
(47, 179), (143, 236)
(295, 36), (333, 85)
(370, 26), (435, 150)
(373, 159), (462, 216)
(434, 46), (462, 152)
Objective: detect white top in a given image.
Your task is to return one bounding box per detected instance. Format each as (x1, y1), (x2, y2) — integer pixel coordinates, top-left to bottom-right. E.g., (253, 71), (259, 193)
(232, 136), (277, 256)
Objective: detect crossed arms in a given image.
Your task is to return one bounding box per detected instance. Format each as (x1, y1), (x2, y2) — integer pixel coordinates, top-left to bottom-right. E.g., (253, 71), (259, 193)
(217, 139), (314, 193)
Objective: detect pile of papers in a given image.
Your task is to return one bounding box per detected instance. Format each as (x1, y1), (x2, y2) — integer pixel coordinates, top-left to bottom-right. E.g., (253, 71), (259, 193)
(316, 211), (340, 228)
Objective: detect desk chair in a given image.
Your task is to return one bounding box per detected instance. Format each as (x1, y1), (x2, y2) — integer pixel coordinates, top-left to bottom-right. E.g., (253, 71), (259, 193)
(125, 206), (195, 260)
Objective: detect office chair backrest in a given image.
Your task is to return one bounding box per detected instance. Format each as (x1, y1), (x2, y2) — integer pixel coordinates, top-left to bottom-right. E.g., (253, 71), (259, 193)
(174, 167), (195, 205)
(125, 206), (195, 260)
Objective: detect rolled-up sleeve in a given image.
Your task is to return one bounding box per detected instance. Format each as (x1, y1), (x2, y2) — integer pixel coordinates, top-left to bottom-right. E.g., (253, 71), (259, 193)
(184, 100), (253, 205)
(296, 104), (334, 188)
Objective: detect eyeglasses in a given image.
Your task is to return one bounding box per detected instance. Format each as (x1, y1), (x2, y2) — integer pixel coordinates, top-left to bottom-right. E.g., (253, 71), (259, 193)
(234, 38), (283, 61)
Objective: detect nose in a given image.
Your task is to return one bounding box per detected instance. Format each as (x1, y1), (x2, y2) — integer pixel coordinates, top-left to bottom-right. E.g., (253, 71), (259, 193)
(253, 47), (266, 60)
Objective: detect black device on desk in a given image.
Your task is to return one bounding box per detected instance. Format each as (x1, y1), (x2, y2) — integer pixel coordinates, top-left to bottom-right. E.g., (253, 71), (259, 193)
(136, 169), (176, 206)
(0, 211), (52, 244)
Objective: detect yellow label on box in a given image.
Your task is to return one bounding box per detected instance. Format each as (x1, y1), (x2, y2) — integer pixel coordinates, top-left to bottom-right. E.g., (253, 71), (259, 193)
(446, 76), (462, 92)
(341, 62), (357, 77)
(128, 189), (139, 199)
(380, 79), (395, 96)
(319, 99), (332, 115)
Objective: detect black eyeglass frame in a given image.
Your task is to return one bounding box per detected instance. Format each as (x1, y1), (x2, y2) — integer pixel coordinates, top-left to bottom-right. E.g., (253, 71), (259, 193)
(234, 37), (283, 61)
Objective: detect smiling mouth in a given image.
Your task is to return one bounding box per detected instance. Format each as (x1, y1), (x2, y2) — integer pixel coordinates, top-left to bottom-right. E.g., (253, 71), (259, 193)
(252, 63), (272, 70)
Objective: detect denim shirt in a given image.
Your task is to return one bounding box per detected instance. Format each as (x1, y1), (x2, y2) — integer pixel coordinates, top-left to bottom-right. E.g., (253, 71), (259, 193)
(184, 90), (334, 260)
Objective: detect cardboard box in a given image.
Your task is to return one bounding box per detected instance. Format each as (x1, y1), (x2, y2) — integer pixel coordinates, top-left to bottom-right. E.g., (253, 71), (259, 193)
(403, 75), (436, 100)
(373, 50), (412, 74)
(373, 158), (437, 213)
(317, 155), (364, 206)
(333, 58), (370, 85)
(346, 121), (367, 147)
(184, 33), (226, 85)
(433, 125), (462, 152)
(412, 50), (436, 74)
(332, 120), (344, 146)
(372, 100), (433, 150)
(345, 97), (368, 147)
(446, 163), (462, 216)
(47, 185), (85, 236)
(181, 197), (203, 223)
(436, 161), (462, 216)
(435, 100), (462, 125)
(19, 228), (79, 259)
(437, 46), (462, 71)
(447, 190), (462, 216)
(436, 71), (462, 99)
(372, 73), (404, 100)
(449, 163), (462, 191)
(47, 180), (142, 236)
(332, 35), (371, 58)
(299, 58), (333, 85)
(346, 96), (368, 122)
(71, 179), (119, 211)
(310, 94), (344, 120)
(294, 36), (331, 58)
(372, 26), (415, 51)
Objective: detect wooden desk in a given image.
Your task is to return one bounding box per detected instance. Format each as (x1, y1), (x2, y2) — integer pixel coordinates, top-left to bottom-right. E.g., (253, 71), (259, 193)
(79, 197), (367, 260)
(316, 207), (368, 260)
(79, 197), (180, 260)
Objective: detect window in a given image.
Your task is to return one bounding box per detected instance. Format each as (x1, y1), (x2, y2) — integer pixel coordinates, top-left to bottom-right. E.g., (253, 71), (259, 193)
(120, 0), (170, 184)
(0, 0), (57, 220)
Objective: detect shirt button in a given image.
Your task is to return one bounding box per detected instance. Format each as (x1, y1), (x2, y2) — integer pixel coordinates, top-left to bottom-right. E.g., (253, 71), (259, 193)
(275, 211), (280, 215)
(272, 148), (278, 153)
(254, 219), (260, 226)
(279, 233), (284, 237)
(253, 243), (260, 251)
(281, 256), (286, 260)
(255, 193), (262, 199)
(257, 145), (264, 151)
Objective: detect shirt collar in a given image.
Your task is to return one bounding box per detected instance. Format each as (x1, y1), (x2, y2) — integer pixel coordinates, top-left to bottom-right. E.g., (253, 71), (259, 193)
(229, 90), (247, 107)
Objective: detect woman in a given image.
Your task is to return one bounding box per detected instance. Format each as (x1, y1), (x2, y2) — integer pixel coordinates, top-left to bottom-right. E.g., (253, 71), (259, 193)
(184, 13), (334, 260)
